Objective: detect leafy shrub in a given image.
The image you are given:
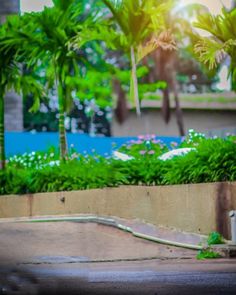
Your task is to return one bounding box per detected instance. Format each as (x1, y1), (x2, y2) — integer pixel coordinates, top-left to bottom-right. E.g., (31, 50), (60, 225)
(196, 249), (221, 260)
(28, 155), (119, 193)
(196, 231), (224, 260)
(7, 147), (60, 169)
(207, 231), (224, 245)
(112, 158), (166, 185)
(163, 137), (236, 184)
(7, 146), (80, 170)
(0, 168), (30, 195)
(179, 129), (206, 148)
(1, 131), (236, 195)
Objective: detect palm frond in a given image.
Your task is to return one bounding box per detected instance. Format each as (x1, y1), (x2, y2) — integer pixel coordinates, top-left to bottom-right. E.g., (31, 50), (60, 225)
(195, 38), (226, 69)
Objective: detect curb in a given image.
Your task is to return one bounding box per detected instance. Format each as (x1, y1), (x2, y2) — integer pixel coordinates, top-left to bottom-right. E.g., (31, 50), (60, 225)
(207, 244), (236, 258)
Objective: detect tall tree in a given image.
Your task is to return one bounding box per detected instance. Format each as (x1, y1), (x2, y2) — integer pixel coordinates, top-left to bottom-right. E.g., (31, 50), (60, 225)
(0, 16), (43, 169)
(142, 3), (214, 136)
(5, 0), (98, 160)
(101, 0), (173, 116)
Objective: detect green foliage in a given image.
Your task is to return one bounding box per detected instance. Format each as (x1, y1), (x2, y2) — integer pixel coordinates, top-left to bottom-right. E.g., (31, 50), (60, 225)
(28, 156), (118, 193)
(196, 249), (221, 260)
(138, 81), (166, 101)
(163, 137), (236, 185)
(1, 131), (236, 195)
(2, 150), (119, 193)
(102, 0), (170, 47)
(179, 129), (206, 148)
(0, 168), (30, 195)
(26, 2), (93, 112)
(207, 231), (224, 245)
(114, 65), (166, 103)
(76, 70), (113, 108)
(112, 158), (166, 186)
(0, 14), (45, 169)
(196, 231), (224, 260)
(194, 8), (236, 90)
(101, 0), (174, 114)
(2, 1), (102, 160)
(7, 148), (60, 169)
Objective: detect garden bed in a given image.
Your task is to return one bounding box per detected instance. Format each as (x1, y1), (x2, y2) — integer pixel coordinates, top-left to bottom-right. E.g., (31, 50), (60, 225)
(1, 131), (236, 195)
(1, 131), (236, 239)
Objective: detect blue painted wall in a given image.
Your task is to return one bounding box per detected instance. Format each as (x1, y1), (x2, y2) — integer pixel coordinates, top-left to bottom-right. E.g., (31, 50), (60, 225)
(6, 132), (182, 157)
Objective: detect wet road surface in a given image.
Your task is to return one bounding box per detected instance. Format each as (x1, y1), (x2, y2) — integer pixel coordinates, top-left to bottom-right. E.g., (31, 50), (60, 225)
(0, 221), (236, 294)
(1, 259), (236, 294)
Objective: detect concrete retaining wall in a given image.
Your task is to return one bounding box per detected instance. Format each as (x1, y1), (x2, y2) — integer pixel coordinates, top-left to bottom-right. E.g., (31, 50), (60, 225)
(0, 182), (236, 239)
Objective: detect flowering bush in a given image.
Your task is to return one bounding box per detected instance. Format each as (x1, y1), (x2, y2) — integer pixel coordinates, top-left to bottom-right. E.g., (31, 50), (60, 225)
(117, 134), (168, 158)
(1, 130), (236, 195)
(7, 146), (80, 169)
(179, 129), (206, 148)
(7, 149), (59, 169)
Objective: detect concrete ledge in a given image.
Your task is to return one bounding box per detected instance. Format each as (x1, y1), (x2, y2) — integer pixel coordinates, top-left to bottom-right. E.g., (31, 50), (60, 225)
(209, 244), (236, 258)
(0, 182), (236, 239)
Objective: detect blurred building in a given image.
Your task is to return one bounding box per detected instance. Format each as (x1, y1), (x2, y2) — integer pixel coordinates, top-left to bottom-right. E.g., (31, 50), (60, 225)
(0, 0), (23, 131)
(112, 93), (236, 137)
(0, 0), (19, 17)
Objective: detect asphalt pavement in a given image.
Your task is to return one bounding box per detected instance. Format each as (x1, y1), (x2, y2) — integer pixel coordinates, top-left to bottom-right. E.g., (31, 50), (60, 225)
(0, 220), (236, 294)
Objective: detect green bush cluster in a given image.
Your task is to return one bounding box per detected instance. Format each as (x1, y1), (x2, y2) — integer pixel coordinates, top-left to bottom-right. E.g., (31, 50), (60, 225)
(1, 132), (236, 195)
(1, 154), (121, 195)
(196, 231), (224, 260)
(207, 231), (224, 245)
(163, 138), (236, 184)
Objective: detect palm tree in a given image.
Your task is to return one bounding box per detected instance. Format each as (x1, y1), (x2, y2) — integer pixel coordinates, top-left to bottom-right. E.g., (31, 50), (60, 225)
(33, 1), (83, 159)
(36, 1), (101, 159)
(193, 7), (236, 91)
(0, 16), (43, 169)
(102, 0), (174, 116)
(140, 3), (216, 136)
(6, 0), (97, 160)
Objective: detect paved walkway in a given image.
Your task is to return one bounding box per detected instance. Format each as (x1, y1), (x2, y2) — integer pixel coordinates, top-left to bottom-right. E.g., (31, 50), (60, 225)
(0, 220), (197, 266)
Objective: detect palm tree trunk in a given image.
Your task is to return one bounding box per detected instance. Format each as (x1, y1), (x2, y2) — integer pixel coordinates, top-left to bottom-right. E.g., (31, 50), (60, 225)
(130, 46), (141, 116)
(113, 78), (128, 124)
(0, 91), (5, 170)
(173, 90), (185, 136)
(159, 50), (171, 124)
(162, 88), (171, 124)
(58, 83), (68, 160)
(171, 71), (185, 136)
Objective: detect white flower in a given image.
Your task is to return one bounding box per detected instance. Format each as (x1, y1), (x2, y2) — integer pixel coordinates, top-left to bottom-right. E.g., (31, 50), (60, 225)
(113, 151), (134, 161)
(158, 148), (196, 161)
